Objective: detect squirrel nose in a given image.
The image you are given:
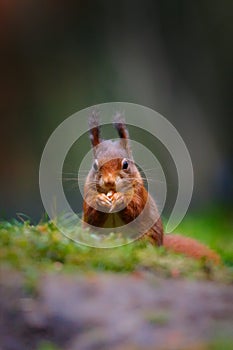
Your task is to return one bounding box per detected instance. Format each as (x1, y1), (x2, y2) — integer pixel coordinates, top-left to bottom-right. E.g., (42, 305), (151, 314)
(103, 175), (116, 189)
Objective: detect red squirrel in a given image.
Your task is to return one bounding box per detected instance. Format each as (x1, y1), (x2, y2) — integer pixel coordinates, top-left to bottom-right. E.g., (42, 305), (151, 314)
(83, 112), (220, 264)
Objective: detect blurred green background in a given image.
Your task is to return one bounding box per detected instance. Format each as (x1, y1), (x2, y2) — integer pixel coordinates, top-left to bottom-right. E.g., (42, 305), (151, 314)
(0, 0), (232, 220)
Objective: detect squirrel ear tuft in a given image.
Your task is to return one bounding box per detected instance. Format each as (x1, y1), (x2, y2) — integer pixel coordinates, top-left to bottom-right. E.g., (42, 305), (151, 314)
(89, 110), (101, 151)
(113, 112), (132, 157)
(113, 112), (128, 139)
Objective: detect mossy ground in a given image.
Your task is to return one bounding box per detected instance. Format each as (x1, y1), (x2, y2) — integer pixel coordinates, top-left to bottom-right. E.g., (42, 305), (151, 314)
(0, 207), (233, 350)
(1, 207), (232, 288)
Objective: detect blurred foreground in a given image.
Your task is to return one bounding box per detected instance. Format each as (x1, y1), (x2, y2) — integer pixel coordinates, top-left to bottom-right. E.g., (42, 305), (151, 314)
(1, 272), (233, 350)
(0, 208), (233, 349)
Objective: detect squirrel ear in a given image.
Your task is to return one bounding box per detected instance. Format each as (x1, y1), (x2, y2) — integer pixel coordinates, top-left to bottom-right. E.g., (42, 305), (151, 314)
(88, 110), (102, 153)
(113, 112), (132, 157)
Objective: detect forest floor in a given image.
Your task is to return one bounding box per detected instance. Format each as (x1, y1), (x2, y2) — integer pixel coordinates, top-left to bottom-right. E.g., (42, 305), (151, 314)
(0, 207), (233, 350)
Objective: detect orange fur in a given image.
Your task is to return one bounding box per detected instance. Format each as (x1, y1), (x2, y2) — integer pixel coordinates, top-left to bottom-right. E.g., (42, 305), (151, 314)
(84, 113), (220, 265)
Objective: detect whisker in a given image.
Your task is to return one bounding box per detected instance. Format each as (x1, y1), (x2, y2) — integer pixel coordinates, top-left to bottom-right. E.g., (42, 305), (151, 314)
(62, 171), (90, 176)
(138, 165), (162, 171)
(62, 172), (79, 175)
(84, 186), (97, 198)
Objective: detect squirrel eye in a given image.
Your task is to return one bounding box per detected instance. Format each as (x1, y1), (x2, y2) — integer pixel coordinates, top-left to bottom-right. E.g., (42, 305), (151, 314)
(122, 159), (129, 170)
(93, 159), (99, 171)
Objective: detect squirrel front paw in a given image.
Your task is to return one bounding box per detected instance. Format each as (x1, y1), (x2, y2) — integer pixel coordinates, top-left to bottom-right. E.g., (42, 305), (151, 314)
(96, 192), (127, 213)
(109, 192), (126, 212)
(96, 193), (112, 212)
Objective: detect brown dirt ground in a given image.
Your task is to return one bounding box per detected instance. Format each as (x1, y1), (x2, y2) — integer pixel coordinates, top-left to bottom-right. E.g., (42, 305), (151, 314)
(0, 271), (233, 350)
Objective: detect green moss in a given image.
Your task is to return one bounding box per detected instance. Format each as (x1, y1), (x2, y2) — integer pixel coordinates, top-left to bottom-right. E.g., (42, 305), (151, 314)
(144, 311), (170, 326)
(0, 208), (232, 283)
(37, 341), (61, 350)
(207, 339), (233, 350)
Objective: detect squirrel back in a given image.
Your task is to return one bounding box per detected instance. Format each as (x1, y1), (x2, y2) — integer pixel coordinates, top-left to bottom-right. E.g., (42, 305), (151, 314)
(83, 112), (220, 264)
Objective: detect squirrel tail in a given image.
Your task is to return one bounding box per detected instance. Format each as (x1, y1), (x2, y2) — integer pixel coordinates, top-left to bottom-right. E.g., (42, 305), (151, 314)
(163, 234), (220, 264)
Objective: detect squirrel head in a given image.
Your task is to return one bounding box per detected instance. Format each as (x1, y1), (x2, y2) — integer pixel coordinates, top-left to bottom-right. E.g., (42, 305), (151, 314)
(87, 111), (141, 194)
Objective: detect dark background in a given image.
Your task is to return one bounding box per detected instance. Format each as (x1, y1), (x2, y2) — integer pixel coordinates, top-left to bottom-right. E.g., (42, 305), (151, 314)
(1, 0), (232, 221)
